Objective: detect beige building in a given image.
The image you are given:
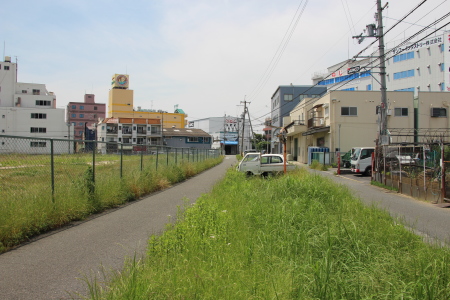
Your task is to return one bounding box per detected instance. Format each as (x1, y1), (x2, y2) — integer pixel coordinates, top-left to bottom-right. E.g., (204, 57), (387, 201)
(107, 74), (187, 128)
(283, 91), (450, 164)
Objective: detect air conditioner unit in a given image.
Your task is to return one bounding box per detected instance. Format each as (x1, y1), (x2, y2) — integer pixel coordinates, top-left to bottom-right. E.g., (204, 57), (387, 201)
(387, 109), (392, 116)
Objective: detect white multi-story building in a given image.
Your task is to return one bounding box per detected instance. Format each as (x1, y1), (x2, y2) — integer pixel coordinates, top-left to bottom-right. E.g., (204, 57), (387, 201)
(0, 56), (73, 153)
(187, 116), (251, 155)
(312, 31), (450, 95)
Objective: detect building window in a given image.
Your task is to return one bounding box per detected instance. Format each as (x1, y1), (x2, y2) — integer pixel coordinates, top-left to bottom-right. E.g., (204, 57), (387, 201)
(79, 114), (84, 118)
(4, 66), (9, 70)
(367, 84), (372, 91)
(394, 87), (415, 92)
(341, 107), (357, 116)
(30, 141), (46, 147)
(94, 106), (98, 110)
(70, 114), (76, 118)
(31, 113), (47, 119)
(71, 105), (76, 109)
(284, 94), (293, 101)
(394, 108), (408, 116)
(341, 87), (355, 91)
(36, 100), (51, 106)
(22, 90), (27, 93)
(79, 131), (84, 135)
(431, 107), (447, 117)
(188, 137), (199, 142)
(393, 51), (414, 62)
(118, 138), (122, 142)
(78, 122), (83, 126)
(72, 122), (76, 126)
(204, 137), (211, 143)
(440, 63), (445, 72)
(30, 127), (47, 133)
(440, 82), (445, 91)
(32, 89), (40, 95)
(393, 69), (415, 80)
(80, 105), (84, 110)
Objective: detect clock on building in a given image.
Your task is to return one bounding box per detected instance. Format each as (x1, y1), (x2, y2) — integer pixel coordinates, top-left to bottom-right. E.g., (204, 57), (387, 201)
(111, 74), (129, 88)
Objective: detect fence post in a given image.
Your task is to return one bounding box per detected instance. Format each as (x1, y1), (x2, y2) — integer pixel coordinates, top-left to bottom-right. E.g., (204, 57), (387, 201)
(156, 147), (159, 171)
(441, 142), (445, 203)
(50, 139), (55, 201)
(140, 148), (143, 171)
(175, 148), (178, 165)
(92, 142), (96, 188)
(166, 147), (169, 166)
(120, 143), (123, 179)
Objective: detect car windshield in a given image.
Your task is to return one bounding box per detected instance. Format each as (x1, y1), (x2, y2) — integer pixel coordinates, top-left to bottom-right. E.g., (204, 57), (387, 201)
(351, 148), (361, 160)
(243, 154), (259, 162)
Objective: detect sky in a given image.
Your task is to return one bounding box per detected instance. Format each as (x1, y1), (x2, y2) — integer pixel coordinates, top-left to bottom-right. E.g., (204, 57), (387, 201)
(2, 0), (449, 132)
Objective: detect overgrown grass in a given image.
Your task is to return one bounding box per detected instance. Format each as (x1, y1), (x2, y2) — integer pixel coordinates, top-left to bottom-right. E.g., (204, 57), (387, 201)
(0, 155), (223, 253)
(309, 159), (329, 171)
(86, 168), (450, 299)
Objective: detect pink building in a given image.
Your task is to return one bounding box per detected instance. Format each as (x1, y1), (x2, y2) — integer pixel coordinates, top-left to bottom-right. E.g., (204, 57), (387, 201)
(67, 94), (106, 140)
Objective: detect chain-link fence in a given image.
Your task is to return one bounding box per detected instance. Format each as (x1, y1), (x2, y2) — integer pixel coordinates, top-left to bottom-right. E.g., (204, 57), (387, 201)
(0, 135), (221, 203)
(373, 143), (450, 203)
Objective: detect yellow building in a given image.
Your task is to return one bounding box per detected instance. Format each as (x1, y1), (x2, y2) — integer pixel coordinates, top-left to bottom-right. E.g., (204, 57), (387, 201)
(107, 74), (187, 128)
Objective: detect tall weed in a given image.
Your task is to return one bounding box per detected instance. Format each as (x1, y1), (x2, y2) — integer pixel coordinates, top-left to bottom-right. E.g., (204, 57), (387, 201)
(88, 168), (450, 299)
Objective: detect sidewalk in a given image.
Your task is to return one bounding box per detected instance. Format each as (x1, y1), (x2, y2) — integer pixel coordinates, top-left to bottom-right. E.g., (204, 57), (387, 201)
(0, 156), (237, 300)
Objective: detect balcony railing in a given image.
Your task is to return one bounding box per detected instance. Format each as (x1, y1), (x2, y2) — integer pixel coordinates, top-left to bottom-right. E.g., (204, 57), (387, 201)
(307, 117), (325, 128)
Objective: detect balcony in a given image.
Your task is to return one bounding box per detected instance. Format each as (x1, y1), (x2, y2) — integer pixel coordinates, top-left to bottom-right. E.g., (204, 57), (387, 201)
(148, 130), (162, 136)
(106, 129), (118, 134)
(122, 128), (132, 134)
(285, 120), (306, 136)
(136, 128), (147, 134)
(307, 117), (325, 128)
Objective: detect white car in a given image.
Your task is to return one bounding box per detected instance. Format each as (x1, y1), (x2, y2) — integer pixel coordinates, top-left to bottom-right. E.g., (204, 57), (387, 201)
(237, 153), (296, 176)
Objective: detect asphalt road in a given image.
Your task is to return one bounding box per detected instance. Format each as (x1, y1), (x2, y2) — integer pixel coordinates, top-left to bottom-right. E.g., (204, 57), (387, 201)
(304, 165), (450, 245)
(0, 156), (237, 300)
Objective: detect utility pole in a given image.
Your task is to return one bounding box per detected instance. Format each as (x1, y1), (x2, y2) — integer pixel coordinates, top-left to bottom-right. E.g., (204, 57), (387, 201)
(240, 100), (250, 155)
(353, 0), (388, 142)
(223, 113), (226, 155)
(376, 0), (388, 139)
(246, 107), (255, 149)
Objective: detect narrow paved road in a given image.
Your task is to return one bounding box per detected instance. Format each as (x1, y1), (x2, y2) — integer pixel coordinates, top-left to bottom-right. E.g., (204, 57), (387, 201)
(303, 165), (450, 245)
(0, 156), (237, 300)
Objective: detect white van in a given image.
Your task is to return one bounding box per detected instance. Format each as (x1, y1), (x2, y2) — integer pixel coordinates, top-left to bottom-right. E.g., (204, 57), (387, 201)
(351, 147), (375, 176)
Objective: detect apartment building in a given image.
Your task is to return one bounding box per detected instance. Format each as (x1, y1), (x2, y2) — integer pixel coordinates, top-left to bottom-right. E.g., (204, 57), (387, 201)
(312, 31), (450, 94)
(283, 90), (450, 164)
(67, 94), (106, 139)
(107, 74), (187, 128)
(0, 56), (73, 154)
(96, 117), (162, 154)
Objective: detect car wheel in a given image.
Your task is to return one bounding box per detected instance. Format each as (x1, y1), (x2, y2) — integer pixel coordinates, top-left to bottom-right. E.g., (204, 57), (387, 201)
(364, 167), (372, 176)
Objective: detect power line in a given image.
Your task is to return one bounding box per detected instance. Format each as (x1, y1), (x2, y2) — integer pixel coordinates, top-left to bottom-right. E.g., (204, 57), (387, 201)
(246, 0), (309, 102)
(252, 10), (449, 124)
